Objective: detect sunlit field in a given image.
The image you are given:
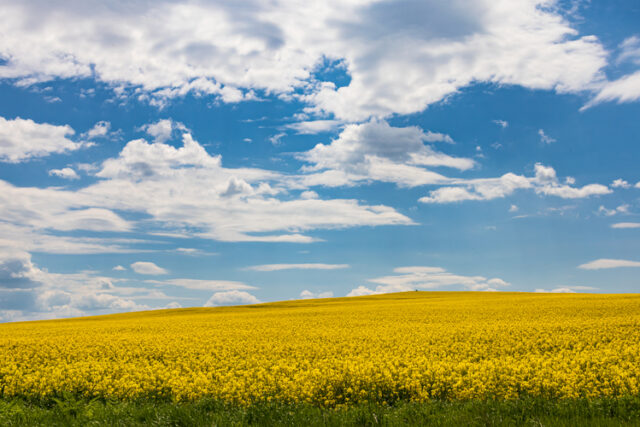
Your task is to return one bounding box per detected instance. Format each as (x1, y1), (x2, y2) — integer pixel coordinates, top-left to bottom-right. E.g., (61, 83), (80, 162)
(2, 292), (640, 407)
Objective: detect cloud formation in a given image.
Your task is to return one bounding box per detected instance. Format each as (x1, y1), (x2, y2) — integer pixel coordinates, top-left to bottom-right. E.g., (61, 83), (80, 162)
(297, 120), (470, 188)
(578, 259), (640, 270)
(130, 262), (168, 275)
(0, 1), (609, 120)
(611, 223), (640, 229)
(0, 116), (85, 162)
(247, 263), (349, 271)
(420, 163), (610, 203)
(0, 251), (150, 321)
(204, 290), (260, 307)
(347, 266), (510, 296)
(300, 290), (334, 299)
(49, 167), (80, 180)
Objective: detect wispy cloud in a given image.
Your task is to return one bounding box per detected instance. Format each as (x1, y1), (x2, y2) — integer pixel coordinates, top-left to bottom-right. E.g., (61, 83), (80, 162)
(578, 259), (640, 270)
(247, 263), (349, 272)
(611, 223), (640, 229)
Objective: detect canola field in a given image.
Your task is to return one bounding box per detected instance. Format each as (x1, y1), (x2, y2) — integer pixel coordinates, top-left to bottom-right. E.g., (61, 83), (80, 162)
(1, 292), (639, 406)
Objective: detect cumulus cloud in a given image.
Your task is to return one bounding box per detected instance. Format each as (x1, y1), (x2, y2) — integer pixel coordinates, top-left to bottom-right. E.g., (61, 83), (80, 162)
(49, 167), (79, 180)
(0, 130), (413, 250)
(130, 261), (167, 275)
(0, 251), (43, 289)
(0, 251), (151, 321)
(493, 119), (508, 128)
(346, 286), (378, 297)
(578, 259), (640, 270)
(113, 265), (126, 271)
(347, 266), (510, 295)
(0, 116), (85, 162)
(611, 179), (631, 189)
(83, 121), (111, 139)
(300, 289), (334, 299)
(204, 290), (260, 307)
(247, 263), (349, 271)
(297, 120), (471, 188)
(140, 119), (185, 143)
(0, 0), (609, 120)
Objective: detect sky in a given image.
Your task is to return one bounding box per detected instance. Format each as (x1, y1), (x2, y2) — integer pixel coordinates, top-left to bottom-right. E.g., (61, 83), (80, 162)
(1, 0), (639, 322)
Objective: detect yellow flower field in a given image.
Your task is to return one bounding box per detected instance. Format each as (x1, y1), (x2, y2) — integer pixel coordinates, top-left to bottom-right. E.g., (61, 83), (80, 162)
(1, 292), (639, 405)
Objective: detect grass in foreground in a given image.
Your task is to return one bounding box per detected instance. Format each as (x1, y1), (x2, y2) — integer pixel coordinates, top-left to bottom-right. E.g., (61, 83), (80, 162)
(2, 397), (640, 426)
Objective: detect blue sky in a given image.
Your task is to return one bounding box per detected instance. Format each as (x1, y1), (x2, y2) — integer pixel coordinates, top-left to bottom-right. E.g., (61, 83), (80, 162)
(1, 0), (639, 321)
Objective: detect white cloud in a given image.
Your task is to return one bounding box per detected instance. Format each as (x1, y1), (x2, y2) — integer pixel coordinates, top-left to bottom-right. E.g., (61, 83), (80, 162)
(611, 222), (640, 229)
(140, 119), (184, 143)
(611, 179), (631, 189)
(300, 289), (334, 299)
(0, 116), (85, 162)
(204, 290), (260, 307)
(300, 191), (319, 200)
(420, 163), (610, 203)
(617, 36), (640, 65)
(578, 259), (640, 270)
(0, 251), (152, 321)
(113, 265), (126, 271)
(247, 263), (349, 271)
(284, 120), (342, 135)
(598, 204), (629, 216)
(509, 204), (518, 213)
(0, 1), (609, 120)
(148, 278), (255, 291)
(297, 120), (470, 188)
(347, 265), (510, 295)
(49, 167), (79, 180)
(538, 129), (556, 144)
(583, 71), (640, 109)
(637, 182), (640, 189)
(269, 133), (286, 146)
(83, 121), (111, 139)
(130, 261), (167, 275)
(346, 286), (377, 297)
(420, 173), (532, 203)
(0, 130), (413, 249)
(89, 133), (413, 242)
(0, 181), (132, 234)
(0, 222), (138, 254)
(534, 286), (596, 293)
(165, 301), (182, 309)
(493, 119), (508, 128)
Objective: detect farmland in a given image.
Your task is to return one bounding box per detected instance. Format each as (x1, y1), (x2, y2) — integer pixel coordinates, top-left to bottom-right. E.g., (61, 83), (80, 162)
(1, 292), (640, 425)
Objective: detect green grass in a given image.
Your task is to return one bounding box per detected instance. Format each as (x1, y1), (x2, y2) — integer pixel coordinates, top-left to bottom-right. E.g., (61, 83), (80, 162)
(1, 396), (640, 426)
